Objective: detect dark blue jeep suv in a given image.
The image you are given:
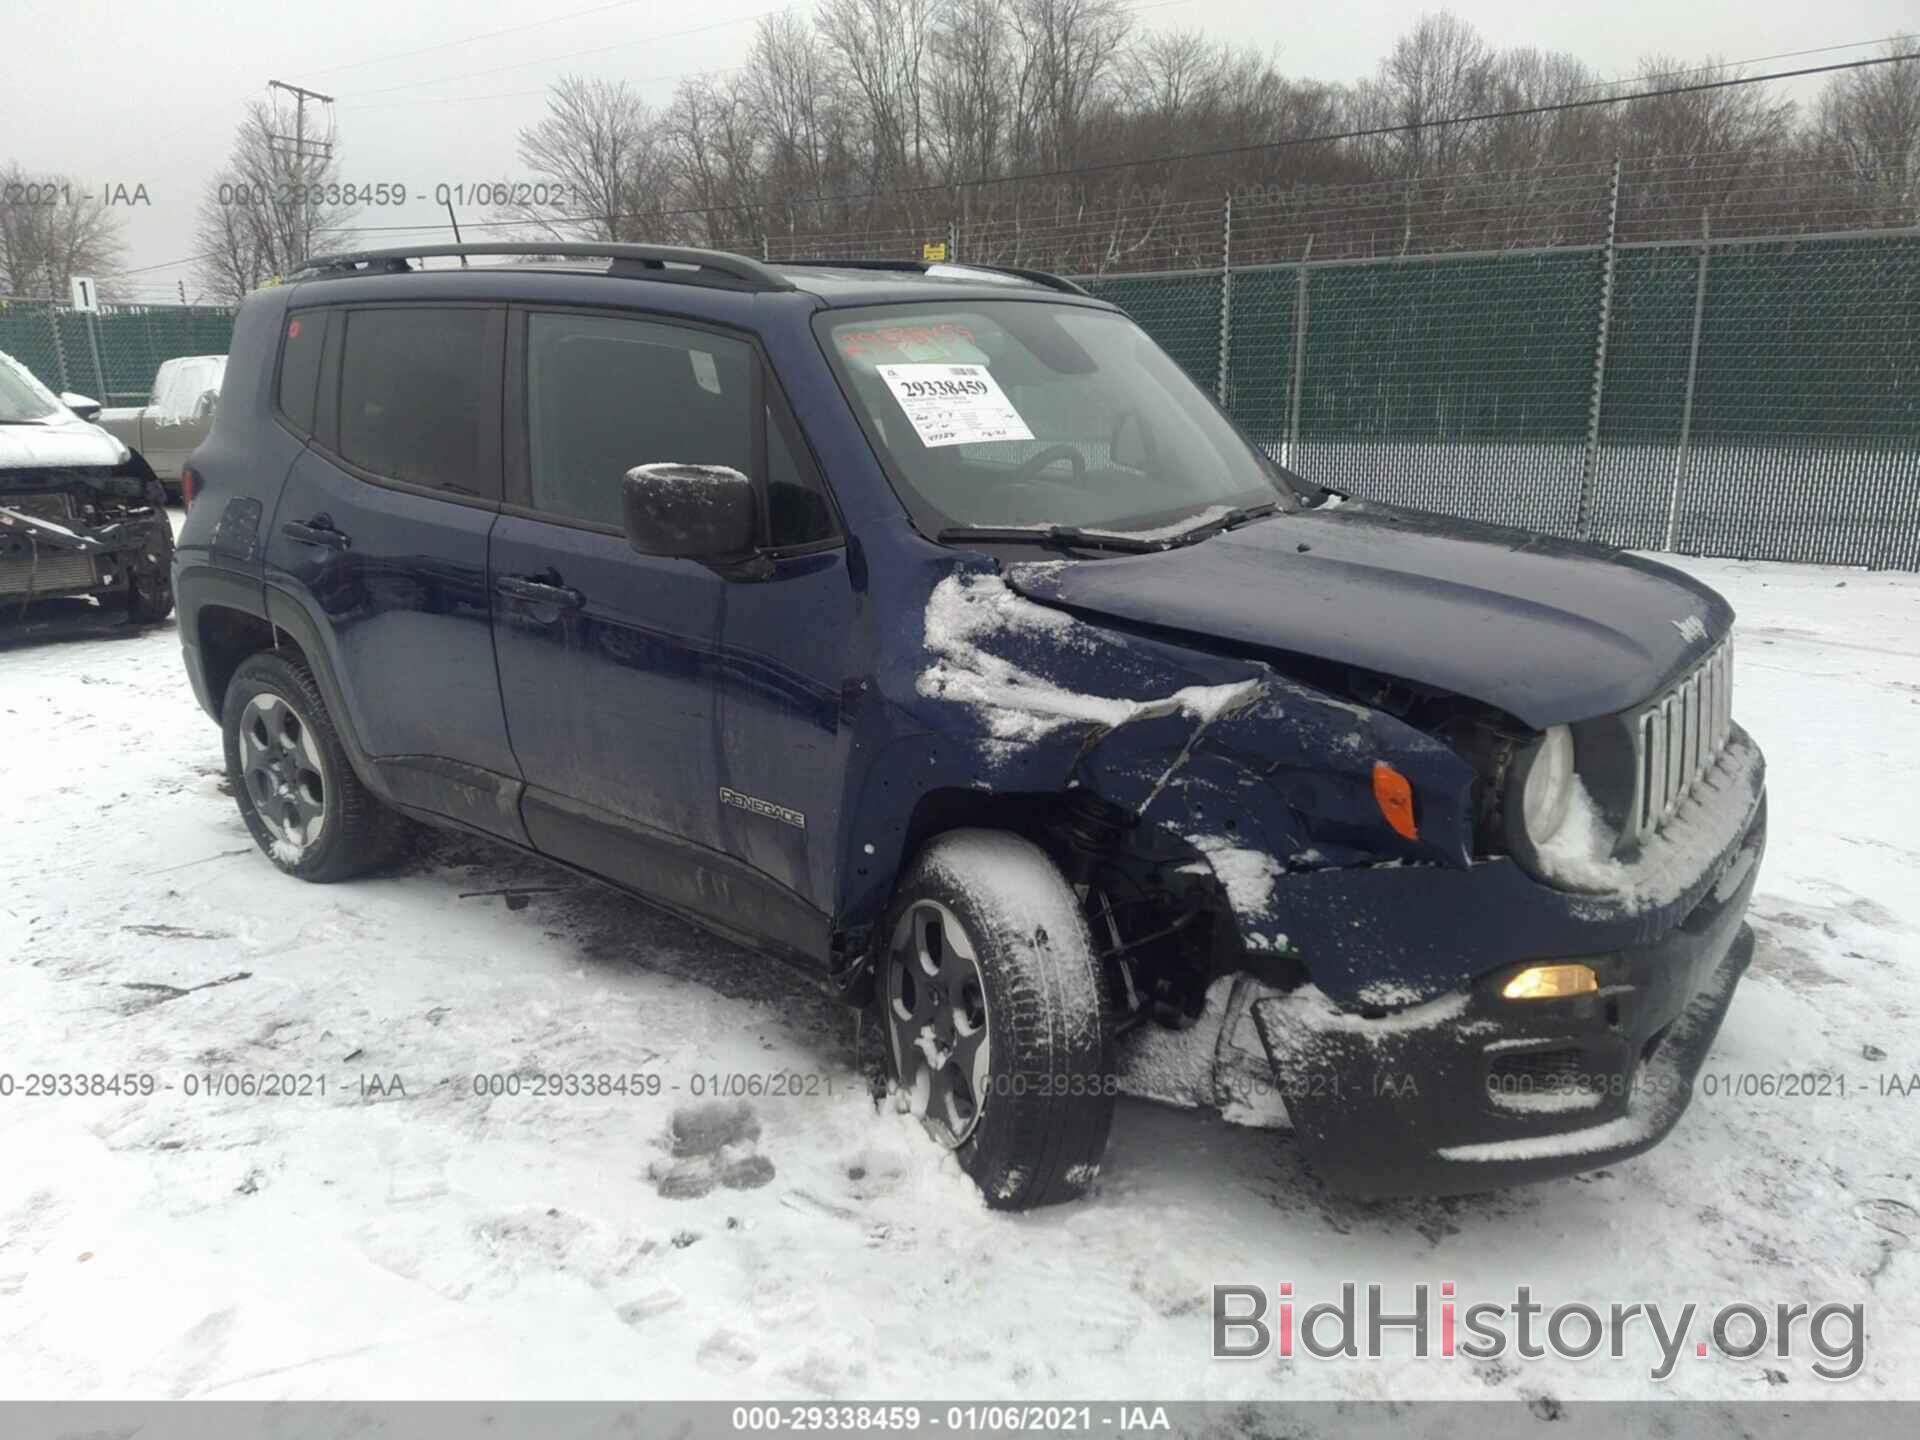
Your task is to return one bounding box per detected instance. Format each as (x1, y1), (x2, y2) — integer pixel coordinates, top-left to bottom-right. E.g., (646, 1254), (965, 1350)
(173, 243), (1766, 1207)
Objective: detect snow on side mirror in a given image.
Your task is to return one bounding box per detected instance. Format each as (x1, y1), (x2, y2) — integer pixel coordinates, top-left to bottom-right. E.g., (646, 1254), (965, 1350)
(621, 463), (757, 562)
(61, 392), (102, 421)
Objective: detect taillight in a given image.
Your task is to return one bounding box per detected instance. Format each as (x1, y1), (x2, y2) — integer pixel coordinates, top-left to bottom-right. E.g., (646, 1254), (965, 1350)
(181, 466), (199, 508)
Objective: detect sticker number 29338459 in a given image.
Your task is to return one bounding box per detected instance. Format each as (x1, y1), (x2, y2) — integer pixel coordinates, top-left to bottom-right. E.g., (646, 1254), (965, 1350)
(875, 363), (1034, 449)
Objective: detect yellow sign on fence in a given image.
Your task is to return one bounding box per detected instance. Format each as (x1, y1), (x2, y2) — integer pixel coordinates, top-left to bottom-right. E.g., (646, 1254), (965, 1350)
(921, 241), (948, 262)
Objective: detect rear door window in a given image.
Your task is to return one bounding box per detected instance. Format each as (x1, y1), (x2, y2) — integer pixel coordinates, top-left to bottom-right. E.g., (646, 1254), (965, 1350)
(336, 306), (499, 498)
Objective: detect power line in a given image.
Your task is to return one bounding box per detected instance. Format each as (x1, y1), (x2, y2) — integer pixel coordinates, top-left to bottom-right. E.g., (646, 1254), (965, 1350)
(290, 0), (672, 82)
(338, 65), (747, 113)
(102, 48), (1918, 281)
(1569, 34), (1909, 95)
(340, 12), (785, 99)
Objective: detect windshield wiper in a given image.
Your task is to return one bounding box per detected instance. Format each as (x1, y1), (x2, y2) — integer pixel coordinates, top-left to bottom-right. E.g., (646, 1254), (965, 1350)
(936, 524), (1165, 554)
(1167, 502), (1280, 547)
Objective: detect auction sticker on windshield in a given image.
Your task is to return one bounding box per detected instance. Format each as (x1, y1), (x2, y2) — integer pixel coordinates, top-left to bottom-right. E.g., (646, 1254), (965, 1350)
(875, 363), (1034, 448)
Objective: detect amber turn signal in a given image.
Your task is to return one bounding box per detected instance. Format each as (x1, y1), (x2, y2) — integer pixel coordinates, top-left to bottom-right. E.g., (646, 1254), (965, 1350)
(1371, 761), (1418, 840)
(1502, 963), (1599, 1000)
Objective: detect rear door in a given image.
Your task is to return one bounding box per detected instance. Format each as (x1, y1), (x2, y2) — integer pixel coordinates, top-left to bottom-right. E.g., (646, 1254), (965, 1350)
(262, 303), (522, 838)
(491, 307), (747, 928)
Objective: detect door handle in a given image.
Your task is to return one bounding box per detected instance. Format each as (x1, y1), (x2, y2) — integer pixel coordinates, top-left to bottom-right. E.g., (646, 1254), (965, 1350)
(282, 517), (351, 550)
(495, 574), (585, 609)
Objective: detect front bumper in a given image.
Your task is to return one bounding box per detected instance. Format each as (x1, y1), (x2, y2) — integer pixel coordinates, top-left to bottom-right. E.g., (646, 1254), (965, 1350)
(1249, 749), (1767, 1197)
(1, 488), (172, 605)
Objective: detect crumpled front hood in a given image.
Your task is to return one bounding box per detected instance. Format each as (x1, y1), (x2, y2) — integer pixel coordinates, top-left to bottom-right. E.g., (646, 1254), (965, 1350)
(0, 414), (129, 472)
(1006, 501), (1733, 728)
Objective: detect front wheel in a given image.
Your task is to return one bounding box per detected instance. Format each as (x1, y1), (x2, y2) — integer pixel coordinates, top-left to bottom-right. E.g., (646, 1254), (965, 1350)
(880, 829), (1115, 1210)
(125, 523), (174, 623)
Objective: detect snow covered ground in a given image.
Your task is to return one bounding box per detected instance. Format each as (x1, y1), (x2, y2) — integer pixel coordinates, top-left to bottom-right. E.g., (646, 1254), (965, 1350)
(2, 542), (1917, 1403)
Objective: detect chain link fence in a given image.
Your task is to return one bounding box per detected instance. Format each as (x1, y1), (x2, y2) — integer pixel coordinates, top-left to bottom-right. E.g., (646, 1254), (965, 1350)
(1074, 229), (1920, 571)
(767, 148), (1919, 571)
(4, 151), (1915, 570)
(0, 297), (236, 406)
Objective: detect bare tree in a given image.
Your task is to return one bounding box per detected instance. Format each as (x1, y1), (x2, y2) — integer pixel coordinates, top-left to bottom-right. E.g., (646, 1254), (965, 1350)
(928, 0), (1017, 187)
(1123, 30), (1223, 147)
(1009, 0), (1131, 172)
(1608, 52), (1796, 159)
(1373, 11), (1496, 180)
(745, 9), (846, 228)
(472, 8), (1910, 271)
(192, 101), (356, 302)
(1815, 35), (1920, 224)
(0, 163), (126, 299)
(509, 75), (673, 241)
(662, 73), (765, 247)
(818, 0), (936, 192)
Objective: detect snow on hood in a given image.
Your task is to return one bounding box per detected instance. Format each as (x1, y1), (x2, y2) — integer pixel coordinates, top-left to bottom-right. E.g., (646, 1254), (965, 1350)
(148, 356), (226, 423)
(918, 571), (1264, 745)
(0, 413), (130, 472)
(0, 348), (129, 470)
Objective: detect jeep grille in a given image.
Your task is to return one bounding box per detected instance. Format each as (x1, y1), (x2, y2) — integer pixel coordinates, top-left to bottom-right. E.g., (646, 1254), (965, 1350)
(1630, 639), (1733, 844)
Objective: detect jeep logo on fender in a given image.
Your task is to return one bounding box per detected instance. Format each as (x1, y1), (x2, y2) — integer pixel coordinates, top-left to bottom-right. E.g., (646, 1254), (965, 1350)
(719, 786), (806, 830)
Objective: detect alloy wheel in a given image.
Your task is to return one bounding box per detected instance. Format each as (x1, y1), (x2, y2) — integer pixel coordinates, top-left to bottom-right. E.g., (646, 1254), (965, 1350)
(239, 692), (328, 853)
(885, 899), (993, 1148)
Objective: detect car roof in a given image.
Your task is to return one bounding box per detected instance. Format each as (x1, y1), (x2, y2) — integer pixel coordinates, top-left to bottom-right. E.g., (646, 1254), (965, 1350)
(769, 262), (1098, 307)
(279, 243), (1109, 314)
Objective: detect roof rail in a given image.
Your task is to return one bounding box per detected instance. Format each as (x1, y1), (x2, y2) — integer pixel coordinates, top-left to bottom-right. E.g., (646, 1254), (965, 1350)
(773, 257), (1092, 298)
(288, 242), (795, 291)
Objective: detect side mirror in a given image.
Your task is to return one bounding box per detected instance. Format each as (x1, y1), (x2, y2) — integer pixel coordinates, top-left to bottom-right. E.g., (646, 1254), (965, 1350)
(61, 392), (102, 421)
(622, 463), (757, 562)
(195, 389), (219, 421)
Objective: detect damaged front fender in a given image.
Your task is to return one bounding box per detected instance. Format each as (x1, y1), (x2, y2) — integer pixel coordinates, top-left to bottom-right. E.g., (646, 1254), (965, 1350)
(840, 563), (1479, 997)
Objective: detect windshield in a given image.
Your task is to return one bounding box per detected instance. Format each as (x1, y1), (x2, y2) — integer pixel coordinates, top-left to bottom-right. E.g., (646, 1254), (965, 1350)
(0, 351), (63, 423)
(818, 301), (1297, 538)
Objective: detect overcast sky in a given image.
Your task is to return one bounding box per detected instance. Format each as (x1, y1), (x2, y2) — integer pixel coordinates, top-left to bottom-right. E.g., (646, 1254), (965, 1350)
(5, 0), (1914, 300)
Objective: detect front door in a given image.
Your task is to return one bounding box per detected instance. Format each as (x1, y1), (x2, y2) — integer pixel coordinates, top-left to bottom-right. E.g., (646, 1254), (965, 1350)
(492, 308), (764, 939)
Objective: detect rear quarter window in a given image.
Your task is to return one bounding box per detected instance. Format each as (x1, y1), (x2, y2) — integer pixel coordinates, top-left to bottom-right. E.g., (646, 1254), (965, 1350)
(276, 311), (325, 436)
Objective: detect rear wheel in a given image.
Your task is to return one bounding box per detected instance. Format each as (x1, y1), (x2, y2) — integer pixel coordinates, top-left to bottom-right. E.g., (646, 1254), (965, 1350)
(880, 829), (1115, 1210)
(222, 651), (404, 882)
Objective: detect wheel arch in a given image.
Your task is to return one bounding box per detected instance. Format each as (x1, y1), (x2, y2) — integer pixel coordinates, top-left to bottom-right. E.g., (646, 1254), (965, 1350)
(197, 604), (306, 716)
(202, 590), (392, 804)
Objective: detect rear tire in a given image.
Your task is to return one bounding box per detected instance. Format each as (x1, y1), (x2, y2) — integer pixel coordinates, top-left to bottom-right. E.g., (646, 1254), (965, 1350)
(880, 829), (1115, 1210)
(222, 651), (404, 882)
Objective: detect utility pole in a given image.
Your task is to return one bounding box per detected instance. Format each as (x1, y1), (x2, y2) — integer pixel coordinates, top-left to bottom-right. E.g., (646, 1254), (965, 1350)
(266, 80), (336, 267)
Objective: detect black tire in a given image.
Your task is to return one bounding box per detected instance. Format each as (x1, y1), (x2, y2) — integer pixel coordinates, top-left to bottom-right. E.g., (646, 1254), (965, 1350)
(222, 650), (405, 883)
(125, 523), (175, 624)
(879, 829), (1115, 1210)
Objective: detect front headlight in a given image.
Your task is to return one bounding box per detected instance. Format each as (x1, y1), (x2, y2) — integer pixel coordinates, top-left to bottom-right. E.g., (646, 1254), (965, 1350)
(1513, 724), (1575, 846)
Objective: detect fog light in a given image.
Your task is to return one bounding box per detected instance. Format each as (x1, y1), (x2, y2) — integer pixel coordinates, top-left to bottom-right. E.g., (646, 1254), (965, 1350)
(1502, 963), (1598, 1000)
